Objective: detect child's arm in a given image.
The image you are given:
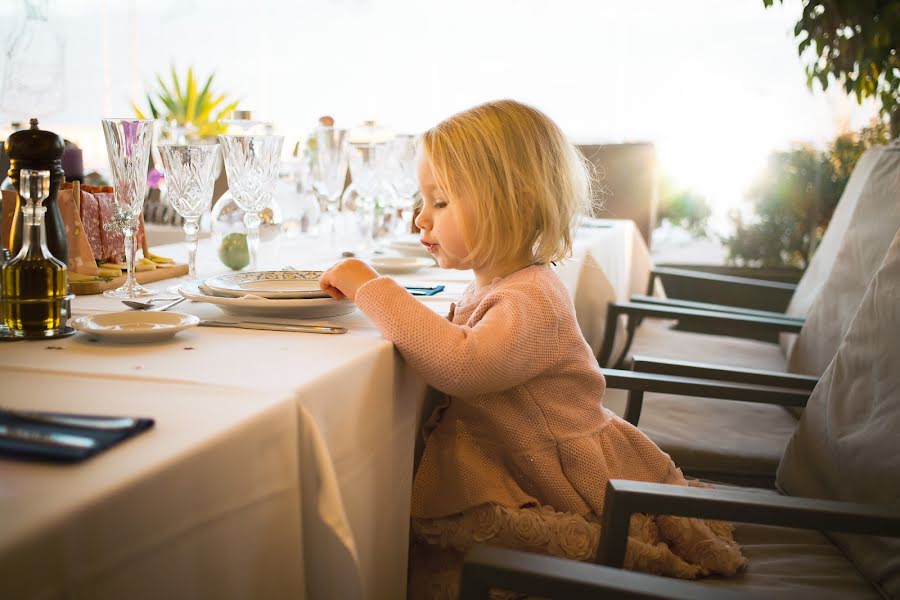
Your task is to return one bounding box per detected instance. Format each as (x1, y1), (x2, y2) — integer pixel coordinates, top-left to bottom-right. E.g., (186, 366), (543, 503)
(355, 276), (561, 397)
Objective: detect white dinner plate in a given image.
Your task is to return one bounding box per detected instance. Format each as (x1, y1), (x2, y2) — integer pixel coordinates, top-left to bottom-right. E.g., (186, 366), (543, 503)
(178, 282), (356, 319)
(71, 311), (200, 343)
(204, 270), (329, 299)
(369, 256), (435, 275)
(385, 235), (432, 258)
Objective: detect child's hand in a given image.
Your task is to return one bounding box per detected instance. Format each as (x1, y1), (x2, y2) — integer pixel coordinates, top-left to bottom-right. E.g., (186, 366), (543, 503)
(319, 258), (379, 301)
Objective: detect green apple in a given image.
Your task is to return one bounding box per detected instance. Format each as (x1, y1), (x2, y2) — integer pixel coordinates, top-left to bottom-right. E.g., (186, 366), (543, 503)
(218, 232), (250, 270)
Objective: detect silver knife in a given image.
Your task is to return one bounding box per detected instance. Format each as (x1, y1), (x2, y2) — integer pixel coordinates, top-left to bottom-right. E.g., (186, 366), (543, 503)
(0, 407), (137, 431)
(0, 424), (96, 450)
(199, 320), (347, 334)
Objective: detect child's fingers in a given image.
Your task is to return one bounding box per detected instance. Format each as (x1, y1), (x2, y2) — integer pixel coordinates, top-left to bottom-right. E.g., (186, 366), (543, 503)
(319, 269), (339, 291)
(321, 283), (346, 300)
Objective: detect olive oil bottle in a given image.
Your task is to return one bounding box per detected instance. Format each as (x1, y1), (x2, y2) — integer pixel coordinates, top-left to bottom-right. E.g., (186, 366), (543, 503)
(0, 170), (69, 337)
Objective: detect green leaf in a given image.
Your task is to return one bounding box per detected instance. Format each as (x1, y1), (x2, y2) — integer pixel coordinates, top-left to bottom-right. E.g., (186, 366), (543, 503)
(147, 95), (160, 119)
(185, 66), (198, 123)
(195, 72), (215, 116)
(196, 93), (225, 123)
(155, 74), (174, 105)
(215, 99), (241, 121)
(156, 90), (178, 119)
(170, 64), (184, 112)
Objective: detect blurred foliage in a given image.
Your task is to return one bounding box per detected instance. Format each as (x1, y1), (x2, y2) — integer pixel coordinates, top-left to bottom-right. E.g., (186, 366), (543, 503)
(723, 122), (890, 268)
(763, 0), (900, 138)
(132, 65), (239, 139)
(656, 176), (712, 238)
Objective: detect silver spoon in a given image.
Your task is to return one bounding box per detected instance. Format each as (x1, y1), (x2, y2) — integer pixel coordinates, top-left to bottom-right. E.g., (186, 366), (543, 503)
(122, 297), (187, 311)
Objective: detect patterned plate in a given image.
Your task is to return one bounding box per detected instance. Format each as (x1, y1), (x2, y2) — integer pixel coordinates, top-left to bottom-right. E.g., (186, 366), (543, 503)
(203, 271), (329, 299)
(178, 282), (356, 319)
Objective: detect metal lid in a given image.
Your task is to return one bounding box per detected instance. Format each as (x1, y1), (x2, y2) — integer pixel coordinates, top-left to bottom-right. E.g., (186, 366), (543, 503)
(4, 118), (65, 165)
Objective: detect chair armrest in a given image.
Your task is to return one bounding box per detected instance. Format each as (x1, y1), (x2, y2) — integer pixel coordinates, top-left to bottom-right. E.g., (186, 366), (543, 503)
(648, 267), (796, 312)
(602, 369), (810, 406)
(597, 479), (900, 569)
(601, 368), (809, 424)
(650, 266), (798, 293)
(631, 355), (819, 390)
(597, 301), (803, 368)
(631, 294), (805, 323)
(460, 545), (760, 600)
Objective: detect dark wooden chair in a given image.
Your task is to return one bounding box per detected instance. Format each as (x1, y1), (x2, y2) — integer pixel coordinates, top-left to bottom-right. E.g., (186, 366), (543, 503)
(593, 145), (900, 487)
(461, 228), (900, 598)
(460, 544), (760, 599)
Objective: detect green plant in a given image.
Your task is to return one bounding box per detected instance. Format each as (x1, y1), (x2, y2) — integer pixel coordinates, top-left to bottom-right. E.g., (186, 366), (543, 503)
(656, 176), (712, 238)
(723, 122), (890, 268)
(763, 0), (900, 138)
(132, 65), (239, 139)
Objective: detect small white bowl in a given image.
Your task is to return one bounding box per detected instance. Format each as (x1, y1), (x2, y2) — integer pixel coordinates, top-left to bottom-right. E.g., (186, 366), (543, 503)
(71, 311), (200, 343)
(369, 256), (436, 275)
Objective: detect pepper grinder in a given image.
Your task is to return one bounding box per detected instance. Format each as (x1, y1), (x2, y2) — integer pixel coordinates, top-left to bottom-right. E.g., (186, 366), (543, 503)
(2, 118), (68, 265)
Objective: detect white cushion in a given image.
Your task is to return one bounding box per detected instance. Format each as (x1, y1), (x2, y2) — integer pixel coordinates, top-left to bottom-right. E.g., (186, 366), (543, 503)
(783, 144), (900, 374)
(777, 227), (900, 598)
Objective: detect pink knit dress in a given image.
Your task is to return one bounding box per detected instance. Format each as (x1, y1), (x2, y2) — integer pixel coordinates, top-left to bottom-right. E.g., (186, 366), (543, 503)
(354, 265), (746, 598)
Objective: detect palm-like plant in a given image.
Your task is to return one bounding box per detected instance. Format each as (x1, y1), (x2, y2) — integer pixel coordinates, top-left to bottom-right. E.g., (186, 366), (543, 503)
(133, 65), (239, 139)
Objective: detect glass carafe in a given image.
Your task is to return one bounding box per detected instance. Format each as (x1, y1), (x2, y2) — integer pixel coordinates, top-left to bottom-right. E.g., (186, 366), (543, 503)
(0, 169), (72, 338)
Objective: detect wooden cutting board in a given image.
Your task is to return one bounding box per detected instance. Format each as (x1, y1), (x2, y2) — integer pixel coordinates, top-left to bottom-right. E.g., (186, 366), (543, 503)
(70, 263), (188, 295)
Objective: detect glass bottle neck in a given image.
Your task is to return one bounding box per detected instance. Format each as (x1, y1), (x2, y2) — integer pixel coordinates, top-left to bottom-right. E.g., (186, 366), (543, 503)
(17, 204), (50, 259)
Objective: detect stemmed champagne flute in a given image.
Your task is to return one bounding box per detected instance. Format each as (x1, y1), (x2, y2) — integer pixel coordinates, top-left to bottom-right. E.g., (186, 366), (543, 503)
(386, 134), (420, 237)
(218, 134), (284, 271)
(311, 127), (349, 240)
(156, 144), (220, 279)
(346, 140), (391, 246)
(101, 118), (155, 298)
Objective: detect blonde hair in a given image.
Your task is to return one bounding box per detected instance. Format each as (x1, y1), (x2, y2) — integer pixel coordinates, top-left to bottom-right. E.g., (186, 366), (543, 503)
(422, 99), (592, 268)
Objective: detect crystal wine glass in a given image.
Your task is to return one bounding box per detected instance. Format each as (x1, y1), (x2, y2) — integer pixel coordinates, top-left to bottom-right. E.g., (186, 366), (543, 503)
(346, 140), (391, 246)
(218, 134), (284, 271)
(101, 118), (155, 298)
(156, 143), (220, 279)
(386, 134), (420, 237)
(311, 127), (349, 240)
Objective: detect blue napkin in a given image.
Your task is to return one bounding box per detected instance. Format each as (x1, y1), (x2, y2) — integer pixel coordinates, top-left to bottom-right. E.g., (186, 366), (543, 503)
(405, 284), (444, 296)
(0, 410), (154, 463)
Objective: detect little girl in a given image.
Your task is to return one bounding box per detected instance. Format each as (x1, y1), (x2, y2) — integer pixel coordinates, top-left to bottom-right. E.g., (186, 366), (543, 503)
(320, 100), (746, 598)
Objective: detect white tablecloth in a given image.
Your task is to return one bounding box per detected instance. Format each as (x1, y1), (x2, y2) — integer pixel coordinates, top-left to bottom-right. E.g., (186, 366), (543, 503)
(0, 219), (648, 599)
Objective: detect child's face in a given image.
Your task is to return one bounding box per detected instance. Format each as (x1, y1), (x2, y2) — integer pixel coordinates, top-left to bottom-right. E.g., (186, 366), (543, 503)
(415, 155), (472, 271)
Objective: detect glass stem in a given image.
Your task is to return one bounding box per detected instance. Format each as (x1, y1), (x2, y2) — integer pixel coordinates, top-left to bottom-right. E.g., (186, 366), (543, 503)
(243, 211), (261, 270)
(400, 206), (413, 235)
(327, 204), (338, 246)
(123, 229), (136, 291)
(183, 217), (200, 279)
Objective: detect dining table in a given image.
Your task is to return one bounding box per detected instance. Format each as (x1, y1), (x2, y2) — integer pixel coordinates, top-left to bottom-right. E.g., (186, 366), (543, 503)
(0, 218), (651, 599)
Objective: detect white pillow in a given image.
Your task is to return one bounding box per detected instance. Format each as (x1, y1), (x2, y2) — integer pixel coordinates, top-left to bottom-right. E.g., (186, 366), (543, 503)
(777, 226), (900, 598)
(783, 144), (900, 375)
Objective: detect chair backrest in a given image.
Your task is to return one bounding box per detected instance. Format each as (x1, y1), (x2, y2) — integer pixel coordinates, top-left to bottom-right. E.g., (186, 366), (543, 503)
(777, 227), (900, 598)
(783, 143), (900, 374)
(576, 143), (658, 246)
